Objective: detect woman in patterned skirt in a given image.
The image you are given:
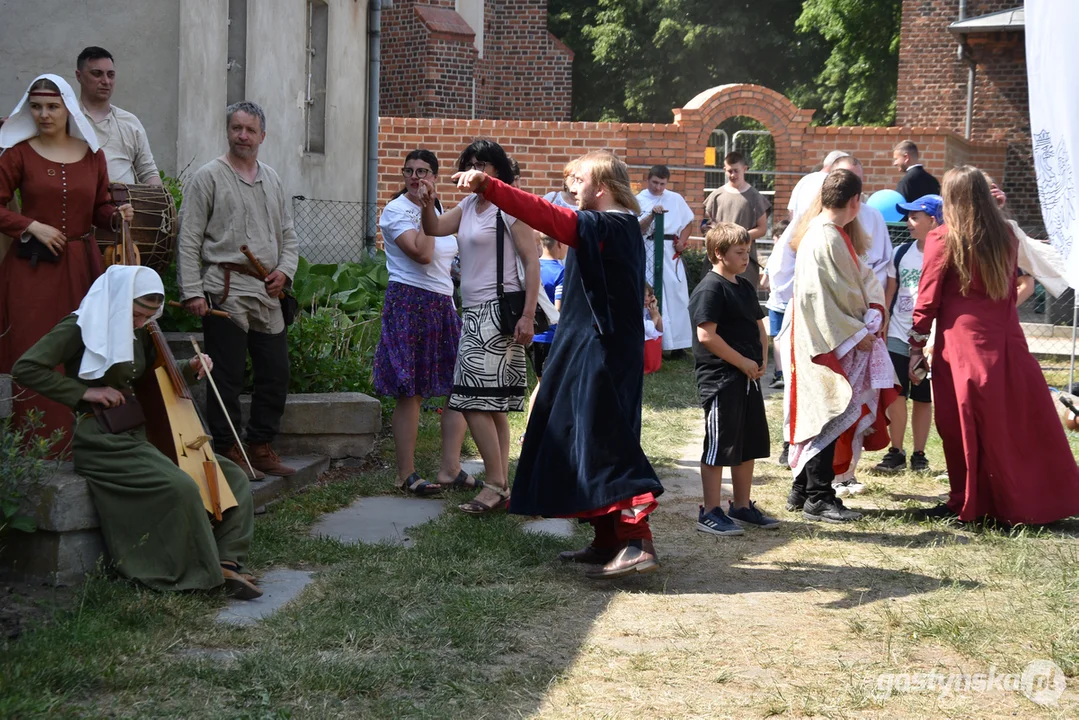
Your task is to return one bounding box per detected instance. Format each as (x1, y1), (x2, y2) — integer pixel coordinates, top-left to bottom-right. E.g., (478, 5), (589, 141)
(420, 140), (539, 513)
(373, 149), (479, 496)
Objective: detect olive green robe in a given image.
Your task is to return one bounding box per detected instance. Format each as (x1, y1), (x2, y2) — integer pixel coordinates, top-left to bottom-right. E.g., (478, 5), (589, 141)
(11, 315), (253, 592)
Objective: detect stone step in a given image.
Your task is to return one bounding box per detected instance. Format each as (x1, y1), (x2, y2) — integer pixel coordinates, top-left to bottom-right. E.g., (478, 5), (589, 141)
(309, 496), (444, 547)
(215, 567), (314, 626)
(250, 455), (331, 509)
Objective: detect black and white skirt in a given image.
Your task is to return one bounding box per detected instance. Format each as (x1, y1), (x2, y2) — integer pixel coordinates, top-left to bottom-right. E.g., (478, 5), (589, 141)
(448, 299), (527, 413)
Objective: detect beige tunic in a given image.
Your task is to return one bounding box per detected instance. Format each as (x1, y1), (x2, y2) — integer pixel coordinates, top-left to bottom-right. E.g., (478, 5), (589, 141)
(82, 104), (159, 185)
(177, 157), (299, 310)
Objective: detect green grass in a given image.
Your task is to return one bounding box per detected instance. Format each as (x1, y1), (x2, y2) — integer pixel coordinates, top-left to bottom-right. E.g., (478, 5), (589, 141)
(3, 355), (1079, 718)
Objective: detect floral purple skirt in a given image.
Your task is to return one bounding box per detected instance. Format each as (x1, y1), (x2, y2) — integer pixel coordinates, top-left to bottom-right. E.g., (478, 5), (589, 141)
(373, 281), (462, 398)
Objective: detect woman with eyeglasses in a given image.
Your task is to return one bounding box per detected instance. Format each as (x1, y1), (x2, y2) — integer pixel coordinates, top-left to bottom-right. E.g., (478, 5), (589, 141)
(419, 139), (540, 514)
(374, 149), (478, 496)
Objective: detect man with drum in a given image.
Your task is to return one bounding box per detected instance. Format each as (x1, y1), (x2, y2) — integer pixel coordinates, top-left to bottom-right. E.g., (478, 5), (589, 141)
(75, 46), (162, 186)
(177, 101), (298, 480)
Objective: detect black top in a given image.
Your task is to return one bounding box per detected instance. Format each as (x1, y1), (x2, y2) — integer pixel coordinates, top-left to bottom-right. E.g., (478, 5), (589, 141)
(688, 271), (765, 406)
(510, 210), (663, 517)
(896, 166), (941, 203)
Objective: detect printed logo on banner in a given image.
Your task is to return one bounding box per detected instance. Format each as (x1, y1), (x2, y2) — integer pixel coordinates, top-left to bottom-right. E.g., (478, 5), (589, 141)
(1033, 129), (1077, 260)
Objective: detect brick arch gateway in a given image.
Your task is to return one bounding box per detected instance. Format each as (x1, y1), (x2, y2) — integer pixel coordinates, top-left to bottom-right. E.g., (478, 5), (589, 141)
(378, 83), (1006, 232)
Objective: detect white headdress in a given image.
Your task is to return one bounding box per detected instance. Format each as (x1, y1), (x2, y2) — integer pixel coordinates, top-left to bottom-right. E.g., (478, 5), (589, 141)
(0, 74), (99, 151)
(73, 265), (164, 380)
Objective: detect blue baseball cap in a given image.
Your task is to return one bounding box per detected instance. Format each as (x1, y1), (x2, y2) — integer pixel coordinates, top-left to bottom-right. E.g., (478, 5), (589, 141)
(896, 194), (943, 224)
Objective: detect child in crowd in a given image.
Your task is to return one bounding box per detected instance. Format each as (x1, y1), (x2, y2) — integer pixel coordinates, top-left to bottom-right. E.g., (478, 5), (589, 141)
(766, 219), (789, 392)
(644, 283), (663, 374)
(688, 222), (779, 535)
(874, 194), (941, 474)
(526, 233), (566, 424)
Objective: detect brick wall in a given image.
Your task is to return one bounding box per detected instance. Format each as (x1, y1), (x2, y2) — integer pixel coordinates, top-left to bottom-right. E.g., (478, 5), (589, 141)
(377, 84), (1007, 238)
(380, 0), (573, 121)
(896, 0), (1041, 234)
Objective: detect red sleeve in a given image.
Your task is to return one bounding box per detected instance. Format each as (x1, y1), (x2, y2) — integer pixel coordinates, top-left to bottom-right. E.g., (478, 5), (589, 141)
(910, 225), (946, 347)
(92, 150), (118, 230)
(482, 177), (580, 248)
(0, 145), (34, 237)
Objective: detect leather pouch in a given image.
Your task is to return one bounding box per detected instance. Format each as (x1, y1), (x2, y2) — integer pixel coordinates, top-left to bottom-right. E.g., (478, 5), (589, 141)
(92, 391), (146, 433)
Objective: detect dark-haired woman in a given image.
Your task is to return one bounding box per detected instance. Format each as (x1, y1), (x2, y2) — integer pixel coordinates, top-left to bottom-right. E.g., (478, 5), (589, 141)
(420, 139), (540, 514)
(0, 73), (133, 445)
(910, 166), (1079, 525)
(375, 149), (477, 495)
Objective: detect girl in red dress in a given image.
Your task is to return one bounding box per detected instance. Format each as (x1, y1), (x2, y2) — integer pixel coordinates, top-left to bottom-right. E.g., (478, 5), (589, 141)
(0, 74), (132, 446)
(909, 166), (1079, 525)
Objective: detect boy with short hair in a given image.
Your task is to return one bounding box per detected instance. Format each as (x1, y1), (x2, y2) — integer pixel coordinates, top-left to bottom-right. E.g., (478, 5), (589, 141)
(689, 222), (778, 536)
(874, 195), (942, 474)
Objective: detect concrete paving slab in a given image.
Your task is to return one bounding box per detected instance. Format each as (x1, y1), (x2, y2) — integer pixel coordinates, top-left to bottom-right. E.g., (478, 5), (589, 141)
(521, 518), (576, 538)
(309, 496), (444, 547)
(215, 568), (313, 626)
(250, 455), (330, 509)
(460, 459), (485, 478)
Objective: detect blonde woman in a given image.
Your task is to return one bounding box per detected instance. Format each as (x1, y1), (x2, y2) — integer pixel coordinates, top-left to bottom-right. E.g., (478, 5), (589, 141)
(910, 166), (1079, 525)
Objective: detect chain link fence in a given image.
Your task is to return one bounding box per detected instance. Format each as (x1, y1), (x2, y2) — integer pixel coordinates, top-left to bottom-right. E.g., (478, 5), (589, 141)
(291, 196), (377, 264)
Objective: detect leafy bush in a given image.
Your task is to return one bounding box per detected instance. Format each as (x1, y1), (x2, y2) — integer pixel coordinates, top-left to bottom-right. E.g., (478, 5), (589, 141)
(287, 306), (379, 395)
(680, 247), (708, 296)
(1, 410), (62, 536)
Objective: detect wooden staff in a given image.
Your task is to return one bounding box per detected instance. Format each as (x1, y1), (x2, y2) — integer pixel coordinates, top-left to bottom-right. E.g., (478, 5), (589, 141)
(239, 245), (284, 299)
(190, 337), (257, 479)
(167, 300), (230, 318)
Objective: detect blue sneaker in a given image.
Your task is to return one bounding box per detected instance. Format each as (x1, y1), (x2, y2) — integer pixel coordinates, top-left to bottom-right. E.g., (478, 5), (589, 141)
(727, 500), (780, 530)
(697, 505), (745, 536)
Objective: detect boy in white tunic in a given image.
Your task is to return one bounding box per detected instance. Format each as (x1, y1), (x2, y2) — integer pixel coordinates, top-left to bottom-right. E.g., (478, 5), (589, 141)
(636, 165), (694, 355)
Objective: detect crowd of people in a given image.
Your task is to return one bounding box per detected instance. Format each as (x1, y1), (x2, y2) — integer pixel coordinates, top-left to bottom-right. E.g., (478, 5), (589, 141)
(3, 45), (1079, 597)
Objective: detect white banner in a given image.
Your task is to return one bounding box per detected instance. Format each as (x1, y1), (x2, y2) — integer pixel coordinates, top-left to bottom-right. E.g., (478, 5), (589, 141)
(1027, 0), (1079, 288)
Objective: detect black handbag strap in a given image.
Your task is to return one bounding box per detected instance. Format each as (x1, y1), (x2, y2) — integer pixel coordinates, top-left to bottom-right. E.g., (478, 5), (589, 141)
(495, 209), (506, 300)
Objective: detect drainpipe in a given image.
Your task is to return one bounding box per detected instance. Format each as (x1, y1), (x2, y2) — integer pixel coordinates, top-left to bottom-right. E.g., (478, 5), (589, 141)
(365, 0), (383, 257)
(958, 0), (975, 139)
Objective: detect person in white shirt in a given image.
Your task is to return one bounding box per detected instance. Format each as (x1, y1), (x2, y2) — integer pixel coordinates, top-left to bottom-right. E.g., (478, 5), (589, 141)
(374, 149), (474, 497)
(636, 165), (695, 356)
(75, 46), (161, 186)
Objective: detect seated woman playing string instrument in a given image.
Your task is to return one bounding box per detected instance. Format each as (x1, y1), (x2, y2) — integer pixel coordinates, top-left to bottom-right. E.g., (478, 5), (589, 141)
(12, 265), (260, 599)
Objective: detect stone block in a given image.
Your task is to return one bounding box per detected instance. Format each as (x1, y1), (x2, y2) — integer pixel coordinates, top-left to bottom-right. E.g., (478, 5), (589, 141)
(1, 529), (107, 586)
(240, 392), (381, 459)
(17, 463), (100, 533)
(0, 373), (11, 419)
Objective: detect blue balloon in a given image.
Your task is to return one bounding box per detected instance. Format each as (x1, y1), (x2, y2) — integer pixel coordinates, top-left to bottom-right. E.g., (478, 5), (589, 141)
(867, 189), (906, 223)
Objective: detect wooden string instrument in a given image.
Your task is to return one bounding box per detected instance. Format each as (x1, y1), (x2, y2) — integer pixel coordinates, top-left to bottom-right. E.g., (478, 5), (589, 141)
(110, 192), (236, 520)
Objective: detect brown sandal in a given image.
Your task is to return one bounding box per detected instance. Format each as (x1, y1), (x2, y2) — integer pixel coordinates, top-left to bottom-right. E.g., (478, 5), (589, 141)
(458, 486), (510, 515)
(220, 562), (263, 600)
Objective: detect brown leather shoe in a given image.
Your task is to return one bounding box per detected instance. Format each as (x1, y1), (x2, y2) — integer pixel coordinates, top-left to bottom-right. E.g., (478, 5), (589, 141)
(221, 567), (263, 600)
(225, 443), (265, 481)
(558, 545), (619, 565)
(249, 443), (296, 476)
(584, 540), (660, 579)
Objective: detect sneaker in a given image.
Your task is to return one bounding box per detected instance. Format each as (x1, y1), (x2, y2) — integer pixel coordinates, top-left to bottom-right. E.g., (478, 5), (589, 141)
(786, 489), (806, 512)
(910, 451), (930, 473)
(769, 373), (785, 390)
(728, 500), (780, 530)
(777, 442), (790, 468)
(922, 502), (958, 520)
(873, 447), (907, 473)
(697, 505), (745, 536)
(833, 478), (865, 498)
(803, 498), (863, 523)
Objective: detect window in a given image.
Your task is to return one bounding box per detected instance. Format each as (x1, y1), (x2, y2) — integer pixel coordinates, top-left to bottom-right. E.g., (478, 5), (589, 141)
(455, 0), (484, 58)
(305, 0), (329, 154)
(226, 0), (247, 106)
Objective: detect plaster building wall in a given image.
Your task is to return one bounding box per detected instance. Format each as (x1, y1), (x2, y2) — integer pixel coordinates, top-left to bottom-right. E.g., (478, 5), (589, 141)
(0, 0), (181, 175)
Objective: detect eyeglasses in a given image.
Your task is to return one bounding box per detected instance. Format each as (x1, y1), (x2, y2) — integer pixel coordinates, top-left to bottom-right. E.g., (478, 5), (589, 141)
(464, 161), (488, 172)
(401, 167), (432, 178)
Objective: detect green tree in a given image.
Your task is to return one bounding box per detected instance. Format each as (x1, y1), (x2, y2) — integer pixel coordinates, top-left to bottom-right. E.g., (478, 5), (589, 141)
(793, 0), (902, 125)
(549, 0), (826, 123)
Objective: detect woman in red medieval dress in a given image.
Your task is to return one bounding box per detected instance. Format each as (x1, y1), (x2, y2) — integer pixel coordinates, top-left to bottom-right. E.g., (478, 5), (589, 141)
(909, 166), (1079, 525)
(0, 74), (132, 446)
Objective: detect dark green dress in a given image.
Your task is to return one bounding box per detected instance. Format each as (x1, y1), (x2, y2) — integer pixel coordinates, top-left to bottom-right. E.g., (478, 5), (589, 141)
(12, 315), (253, 592)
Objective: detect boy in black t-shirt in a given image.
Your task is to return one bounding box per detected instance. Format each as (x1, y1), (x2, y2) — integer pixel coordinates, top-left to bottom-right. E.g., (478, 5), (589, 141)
(688, 223), (779, 536)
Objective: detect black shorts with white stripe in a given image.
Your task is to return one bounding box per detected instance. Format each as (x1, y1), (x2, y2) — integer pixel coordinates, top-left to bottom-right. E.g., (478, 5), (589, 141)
(701, 377), (771, 467)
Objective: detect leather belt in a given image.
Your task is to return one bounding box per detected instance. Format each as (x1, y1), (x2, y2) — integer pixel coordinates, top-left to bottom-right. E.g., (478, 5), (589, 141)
(217, 262), (263, 303)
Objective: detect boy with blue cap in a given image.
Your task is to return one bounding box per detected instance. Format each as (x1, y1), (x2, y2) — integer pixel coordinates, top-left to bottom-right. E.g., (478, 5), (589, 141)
(875, 194), (942, 473)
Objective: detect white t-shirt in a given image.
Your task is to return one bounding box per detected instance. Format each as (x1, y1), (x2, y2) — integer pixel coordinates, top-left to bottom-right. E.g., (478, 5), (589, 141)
(456, 193), (521, 308)
(543, 190), (577, 209)
(787, 171), (826, 221)
(859, 204), (894, 290)
(636, 189), (694, 237)
(888, 242), (924, 347)
(379, 194), (458, 296)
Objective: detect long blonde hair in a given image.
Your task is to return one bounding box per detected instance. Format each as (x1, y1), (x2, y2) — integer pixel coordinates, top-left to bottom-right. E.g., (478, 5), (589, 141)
(789, 194), (868, 254)
(941, 166), (1014, 300)
(578, 151), (640, 214)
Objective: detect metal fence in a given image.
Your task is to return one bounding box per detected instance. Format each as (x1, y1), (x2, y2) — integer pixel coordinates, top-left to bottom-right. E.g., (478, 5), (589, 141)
(291, 196), (377, 264)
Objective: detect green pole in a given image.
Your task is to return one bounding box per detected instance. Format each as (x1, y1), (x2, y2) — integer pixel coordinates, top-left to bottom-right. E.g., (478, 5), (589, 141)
(653, 211), (664, 313)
